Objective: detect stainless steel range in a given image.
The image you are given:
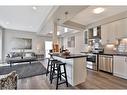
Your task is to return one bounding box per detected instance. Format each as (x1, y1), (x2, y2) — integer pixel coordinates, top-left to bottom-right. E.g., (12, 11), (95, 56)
(86, 53), (98, 70)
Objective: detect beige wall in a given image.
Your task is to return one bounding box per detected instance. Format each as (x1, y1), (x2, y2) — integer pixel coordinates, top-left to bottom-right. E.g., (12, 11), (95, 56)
(3, 29), (52, 60)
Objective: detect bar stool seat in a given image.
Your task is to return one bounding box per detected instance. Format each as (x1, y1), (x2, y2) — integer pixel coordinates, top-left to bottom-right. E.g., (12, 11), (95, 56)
(50, 60), (68, 89)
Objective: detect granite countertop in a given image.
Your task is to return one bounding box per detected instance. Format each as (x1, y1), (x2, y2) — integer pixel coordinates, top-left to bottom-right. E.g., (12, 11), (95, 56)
(49, 53), (87, 59)
(99, 52), (127, 56)
(80, 52), (127, 56)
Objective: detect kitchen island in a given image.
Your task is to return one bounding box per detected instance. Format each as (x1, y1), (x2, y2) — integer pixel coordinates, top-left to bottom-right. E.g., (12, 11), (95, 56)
(50, 53), (87, 86)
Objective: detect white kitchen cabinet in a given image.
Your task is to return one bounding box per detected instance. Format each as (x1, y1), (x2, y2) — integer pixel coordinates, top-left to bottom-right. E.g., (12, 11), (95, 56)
(101, 24), (108, 45)
(113, 56), (127, 79)
(101, 18), (127, 45)
(101, 22), (116, 45)
(115, 18), (127, 38)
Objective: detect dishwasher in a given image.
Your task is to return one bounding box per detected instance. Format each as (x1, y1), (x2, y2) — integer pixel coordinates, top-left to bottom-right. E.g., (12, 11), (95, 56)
(99, 55), (113, 73)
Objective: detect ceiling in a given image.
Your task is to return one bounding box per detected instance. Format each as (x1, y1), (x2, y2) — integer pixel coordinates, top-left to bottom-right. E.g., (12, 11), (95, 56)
(70, 6), (127, 25)
(0, 6), (127, 35)
(38, 6), (87, 35)
(40, 6), (127, 36)
(0, 6), (54, 32)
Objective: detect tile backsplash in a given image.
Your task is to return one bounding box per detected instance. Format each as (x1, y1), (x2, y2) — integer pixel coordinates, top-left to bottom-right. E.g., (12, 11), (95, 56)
(117, 38), (127, 53)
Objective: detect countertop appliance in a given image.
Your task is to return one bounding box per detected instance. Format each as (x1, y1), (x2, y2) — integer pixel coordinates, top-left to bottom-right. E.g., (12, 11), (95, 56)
(99, 55), (113, 73)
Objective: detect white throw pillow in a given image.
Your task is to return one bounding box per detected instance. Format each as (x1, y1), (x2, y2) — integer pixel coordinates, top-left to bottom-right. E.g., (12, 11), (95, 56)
(25, 53), (32, 57)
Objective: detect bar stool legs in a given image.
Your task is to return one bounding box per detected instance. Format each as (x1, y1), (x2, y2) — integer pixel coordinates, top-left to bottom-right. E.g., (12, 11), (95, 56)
(46, 58), (50, 76)
(56, 65), (60, 89)
(63, 64), (68, 87)
(50, 61), (68, 89)
(50, 61), (55, 84)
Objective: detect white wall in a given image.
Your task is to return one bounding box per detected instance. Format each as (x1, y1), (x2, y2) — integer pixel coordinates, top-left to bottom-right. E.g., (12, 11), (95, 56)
(3, 29), (52, 60)
(0, 27), (2, 60)
(62, 30), (86, 54)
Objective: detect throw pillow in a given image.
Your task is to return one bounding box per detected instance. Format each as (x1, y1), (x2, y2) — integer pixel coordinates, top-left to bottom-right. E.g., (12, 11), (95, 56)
(25, 53), (32, 57)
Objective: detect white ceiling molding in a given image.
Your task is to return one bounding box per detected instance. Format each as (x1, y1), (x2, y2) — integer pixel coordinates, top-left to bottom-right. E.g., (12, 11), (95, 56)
(70, 6), (127, 26)
(37, 6), (59, 34)
(38, 6), (88, 36)
(86, 10), (127, 29)
(52, 6), (88, 25)
(63, 20), (86, 30)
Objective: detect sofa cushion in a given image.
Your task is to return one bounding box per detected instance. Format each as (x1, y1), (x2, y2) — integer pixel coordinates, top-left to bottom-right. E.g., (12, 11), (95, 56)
(25, 53), (32, 57)
(23, 52), (35, 57)
(9, 52), (23, 58)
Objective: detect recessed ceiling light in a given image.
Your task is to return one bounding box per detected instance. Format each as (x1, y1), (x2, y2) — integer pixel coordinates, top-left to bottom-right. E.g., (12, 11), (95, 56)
(32, 6), (37, 10)
(93, 7), (105, 14)
(6, 22), (10, 25)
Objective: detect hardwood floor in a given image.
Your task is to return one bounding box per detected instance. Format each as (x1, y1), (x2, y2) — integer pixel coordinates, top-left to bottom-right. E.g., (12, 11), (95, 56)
(17, 60), (127, 89)
(76, 69), (127, 89)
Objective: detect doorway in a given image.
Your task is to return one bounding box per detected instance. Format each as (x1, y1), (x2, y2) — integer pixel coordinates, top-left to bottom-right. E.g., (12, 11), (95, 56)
(45, 41), (52, 58)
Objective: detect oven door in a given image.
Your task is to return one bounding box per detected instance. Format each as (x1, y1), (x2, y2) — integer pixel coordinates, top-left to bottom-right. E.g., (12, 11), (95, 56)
(86, 54), (97, 70)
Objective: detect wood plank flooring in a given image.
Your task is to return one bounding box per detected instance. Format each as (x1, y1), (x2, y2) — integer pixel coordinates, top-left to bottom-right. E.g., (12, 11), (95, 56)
(17, 60), (127, 89)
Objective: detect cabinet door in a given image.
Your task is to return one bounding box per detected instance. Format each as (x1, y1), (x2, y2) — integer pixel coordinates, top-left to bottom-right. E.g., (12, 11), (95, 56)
(108, 22), (116, 43)
(116, 18), (127, 38)
(113, 56), (127, 79)
(101, 25), (108, 45)
(101, 23), (116, 45)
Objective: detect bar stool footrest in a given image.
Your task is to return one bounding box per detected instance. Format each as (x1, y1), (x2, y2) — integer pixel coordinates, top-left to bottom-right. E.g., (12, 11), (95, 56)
(58, 81), (67, 85)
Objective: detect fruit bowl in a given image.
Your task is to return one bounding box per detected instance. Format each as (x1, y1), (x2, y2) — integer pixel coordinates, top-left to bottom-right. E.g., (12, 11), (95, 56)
(62, 51), (70, 56)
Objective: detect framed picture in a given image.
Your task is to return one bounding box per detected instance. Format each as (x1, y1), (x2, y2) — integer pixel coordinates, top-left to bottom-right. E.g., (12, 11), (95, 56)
(11, 38), (32, 49)
(67, 36), (75, 47)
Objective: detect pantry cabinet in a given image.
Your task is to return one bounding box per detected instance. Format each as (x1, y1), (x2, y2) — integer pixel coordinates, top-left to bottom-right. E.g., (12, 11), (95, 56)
(113, 56), (127, 79)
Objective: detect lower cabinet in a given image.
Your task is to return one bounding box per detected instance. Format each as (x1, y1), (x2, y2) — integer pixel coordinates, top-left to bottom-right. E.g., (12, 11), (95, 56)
(113, 56), (127, 79)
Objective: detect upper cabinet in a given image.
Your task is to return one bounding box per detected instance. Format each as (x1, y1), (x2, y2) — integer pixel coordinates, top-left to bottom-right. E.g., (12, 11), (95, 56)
(101, 18), (127, 45)
(101, 21), (117, 45)
(101, 23), (109, 45)
(115, 18), (127, 38)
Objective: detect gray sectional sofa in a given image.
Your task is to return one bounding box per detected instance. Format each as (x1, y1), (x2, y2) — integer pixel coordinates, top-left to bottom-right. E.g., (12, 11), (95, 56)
(6, 52), (37, 67)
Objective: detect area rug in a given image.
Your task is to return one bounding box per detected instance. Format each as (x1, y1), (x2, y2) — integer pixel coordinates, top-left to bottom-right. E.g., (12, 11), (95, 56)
(0, 62), (46, 79)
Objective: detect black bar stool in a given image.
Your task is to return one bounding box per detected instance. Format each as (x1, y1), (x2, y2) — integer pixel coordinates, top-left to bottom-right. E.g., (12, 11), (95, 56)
(50, 60), (68, 89)
(46, 58), (56, 76)
(46, 58), (58, 80)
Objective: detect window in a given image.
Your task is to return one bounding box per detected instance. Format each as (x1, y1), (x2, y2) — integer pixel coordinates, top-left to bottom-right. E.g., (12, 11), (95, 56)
(64, 27), (68, 33)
